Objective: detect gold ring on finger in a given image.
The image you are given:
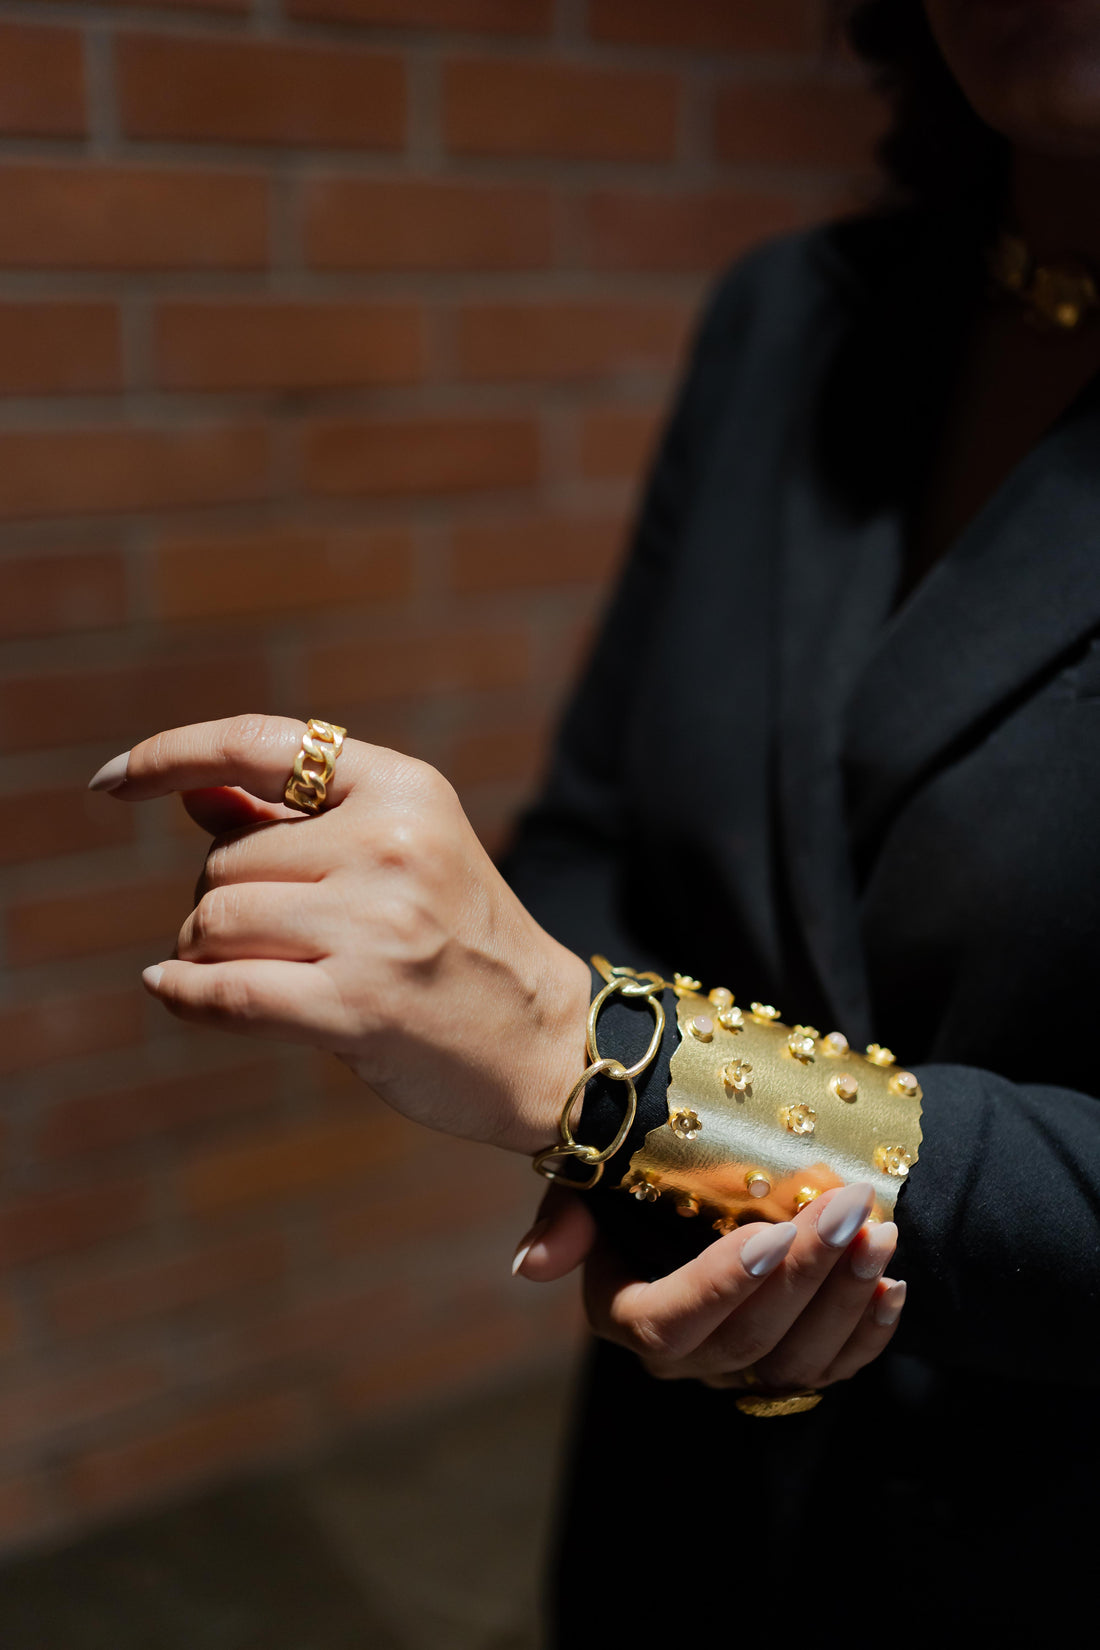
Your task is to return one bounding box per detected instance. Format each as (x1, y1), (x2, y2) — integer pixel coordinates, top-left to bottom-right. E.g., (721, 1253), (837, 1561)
(284, 718), (346, 815)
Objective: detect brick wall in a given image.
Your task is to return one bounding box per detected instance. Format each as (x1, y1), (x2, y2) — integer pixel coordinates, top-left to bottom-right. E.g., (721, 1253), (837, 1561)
(0, 0), (882, 1553)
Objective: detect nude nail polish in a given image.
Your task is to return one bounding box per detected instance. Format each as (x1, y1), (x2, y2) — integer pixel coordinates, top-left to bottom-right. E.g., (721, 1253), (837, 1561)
(816, 1182), (875, 1249)
(874, 1280), (907, 1326)
(88, 751), (131, 792)
(512, 1218), (549, 1277)
(850, 1221), (898, 1281)
(741, 1222), (797, 1278)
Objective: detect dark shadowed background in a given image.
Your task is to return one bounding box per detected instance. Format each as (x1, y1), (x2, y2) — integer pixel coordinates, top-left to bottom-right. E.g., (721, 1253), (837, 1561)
(0, 0), (883, 1627)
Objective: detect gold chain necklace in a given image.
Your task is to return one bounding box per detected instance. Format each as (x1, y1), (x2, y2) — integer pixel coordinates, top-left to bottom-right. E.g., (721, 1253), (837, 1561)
(988, 229), (1099, 332)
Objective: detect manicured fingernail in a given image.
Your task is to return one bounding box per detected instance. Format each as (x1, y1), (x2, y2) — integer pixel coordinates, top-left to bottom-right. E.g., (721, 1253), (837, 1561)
(88, 751), (131, 792)
(874, 1280), (907, 1326)
(850, 1221), (898, 1281)
(740, 1222), (797, 1278)
(816, 1182), (875, 1249)
(512, 1218), (549, 1277)
(142, 964), (165, 992)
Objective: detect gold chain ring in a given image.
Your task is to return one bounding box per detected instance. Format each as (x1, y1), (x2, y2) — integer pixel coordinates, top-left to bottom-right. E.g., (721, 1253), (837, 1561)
(284, 719), (347, 814)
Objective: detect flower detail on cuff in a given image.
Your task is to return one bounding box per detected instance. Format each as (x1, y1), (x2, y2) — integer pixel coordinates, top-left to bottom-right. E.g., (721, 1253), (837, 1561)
(874, 1144), (913, 1178)
(781, 1102), (817, 1135)
(629, 1174), (661, 1202)
(722, 1059), (753, 1094)
(669, 1109), (702, 1141)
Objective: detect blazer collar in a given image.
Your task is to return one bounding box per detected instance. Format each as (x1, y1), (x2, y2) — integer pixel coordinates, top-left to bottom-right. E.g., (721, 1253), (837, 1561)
(774, 216), (1100, 1038)
(842, 365), (1100, 862)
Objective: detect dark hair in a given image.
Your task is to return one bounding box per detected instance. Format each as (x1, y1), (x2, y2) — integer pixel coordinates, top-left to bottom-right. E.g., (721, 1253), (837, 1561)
(844, 0), (1011, 224)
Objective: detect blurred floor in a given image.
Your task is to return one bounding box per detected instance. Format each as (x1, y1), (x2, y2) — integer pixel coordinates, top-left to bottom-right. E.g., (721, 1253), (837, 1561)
(0, 1370), (576, 1650)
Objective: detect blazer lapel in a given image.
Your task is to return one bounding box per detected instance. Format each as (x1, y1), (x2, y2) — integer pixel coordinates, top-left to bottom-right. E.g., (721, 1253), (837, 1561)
(843, 368), (1100, 865)
(774, 447), (901, 1042)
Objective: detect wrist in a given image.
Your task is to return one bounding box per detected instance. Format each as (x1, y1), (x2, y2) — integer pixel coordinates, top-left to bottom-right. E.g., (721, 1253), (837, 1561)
(505, 942), (591, 1156)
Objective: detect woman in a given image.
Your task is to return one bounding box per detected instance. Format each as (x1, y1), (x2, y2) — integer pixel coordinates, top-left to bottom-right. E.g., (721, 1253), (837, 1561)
(90, 1), (1099, 1636)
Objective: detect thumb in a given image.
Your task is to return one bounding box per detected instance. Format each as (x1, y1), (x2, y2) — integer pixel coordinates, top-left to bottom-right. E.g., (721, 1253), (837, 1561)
(182, 785), (298, 836)
(512, 1187), (598, 1282)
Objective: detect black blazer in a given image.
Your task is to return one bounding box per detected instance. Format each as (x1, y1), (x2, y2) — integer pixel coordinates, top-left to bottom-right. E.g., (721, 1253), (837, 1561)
(503, 210), (1099, 1638)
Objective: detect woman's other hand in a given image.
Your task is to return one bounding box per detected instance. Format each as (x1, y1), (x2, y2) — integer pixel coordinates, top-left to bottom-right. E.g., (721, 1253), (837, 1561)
(514, 1181), (907, 1391)
(89, 713), (591, 1154)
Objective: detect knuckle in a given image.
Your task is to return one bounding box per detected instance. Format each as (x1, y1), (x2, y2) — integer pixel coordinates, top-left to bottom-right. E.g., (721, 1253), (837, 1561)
(208, 970), (259, 1021)
(639, 1357), (684, 1382)
(190, 887), (231, 947)
(220, 713), (274, 768)
(623, 1312), (678, 1361)
(726, 1322), (773, 1366)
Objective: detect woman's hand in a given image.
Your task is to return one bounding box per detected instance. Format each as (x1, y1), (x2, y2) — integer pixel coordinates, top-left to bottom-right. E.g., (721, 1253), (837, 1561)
(89, 713), (592, 1154)
(514, 1181), (906, 1390)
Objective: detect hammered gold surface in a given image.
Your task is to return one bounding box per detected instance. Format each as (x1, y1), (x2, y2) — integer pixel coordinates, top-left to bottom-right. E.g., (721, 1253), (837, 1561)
(620, 990), (923, 1227)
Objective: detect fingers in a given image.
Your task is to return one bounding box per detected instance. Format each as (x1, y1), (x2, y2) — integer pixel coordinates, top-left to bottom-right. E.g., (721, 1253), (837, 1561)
(200, 815), (329, 890)
(142, 955), (348, 1043)
(176, 882), (331, 963)
(88, 714), (363, 808)
(512, 1188), (598, 1281)
(693, 1181), (875, 1376)
(824, 1278), (907, 1384)
(583, 1220), (798, 1364)
(182, 786), (299, 836)
(737, 1219), (899, 1391)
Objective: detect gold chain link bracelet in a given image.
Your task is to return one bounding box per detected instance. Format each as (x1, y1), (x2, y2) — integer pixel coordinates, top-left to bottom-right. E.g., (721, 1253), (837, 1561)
(533, 959), (669, 1190)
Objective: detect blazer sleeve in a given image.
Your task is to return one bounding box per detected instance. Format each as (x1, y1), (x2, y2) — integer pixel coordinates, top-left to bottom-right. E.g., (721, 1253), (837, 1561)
(501, 266), (1100, 1391)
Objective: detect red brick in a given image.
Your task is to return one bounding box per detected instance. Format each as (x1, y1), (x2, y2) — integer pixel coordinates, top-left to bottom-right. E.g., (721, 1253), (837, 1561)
(589, 0), (817, 52)
(0, 302), (121, 396)
(181, 1113), (417, 1216)
(0, 164), (268, 270)
(0, 24), (85, 138)
(323, 1142), (526, 1256)
(67, 1390), (311, 1514)
(584, 187), (807, 272)
(39, 1058), (281, 1158)
(112, 0), (248, 10)
(0, 547), (128, 639)
(303, 176), (554, 271)
(456, 299), (690, 382)
(117, 34), (405, 150)
(45, 1233), (287, 1339)
(0, 990), (144, 1078)
(0, 1361), (165, 1454)
(288, 0), (552, 32)
(154, 301), (425, 392)
(443, 58), (679, 162)
(208, 1279), (405, 1378)
(0, 649), (270, 752)
(0, 1179), (149, 1268)
(151, 524), (413, 621)
(307, 623), (530, 706)
(0, 1477), (42, 1545)
(333, 1299), (555, 1418)
(715, 79), (886, 169)
(0, 424), (270, 519)
(578, 404), (664, 479)
(0, 1291), (23, 1356)
(450, 510), (624, 592)
(0, 786), (135, 866)
(6, 873), (193, 967)
(303, 414), (540, 498)
(447, 718), (549, 789)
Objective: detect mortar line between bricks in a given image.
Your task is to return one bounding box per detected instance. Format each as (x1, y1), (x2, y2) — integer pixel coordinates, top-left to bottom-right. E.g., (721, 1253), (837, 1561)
(81, 21), (118, 159)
